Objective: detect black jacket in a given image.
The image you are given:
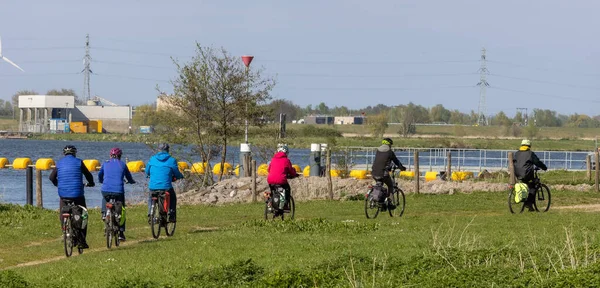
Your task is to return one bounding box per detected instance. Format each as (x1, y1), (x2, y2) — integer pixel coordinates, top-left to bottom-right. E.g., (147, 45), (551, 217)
(514, 147), (547, 181)
(371, 144), (404, 178)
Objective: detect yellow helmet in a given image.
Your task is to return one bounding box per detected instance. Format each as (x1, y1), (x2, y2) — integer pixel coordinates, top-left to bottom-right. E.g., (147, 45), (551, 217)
(521, 139), (531, 146)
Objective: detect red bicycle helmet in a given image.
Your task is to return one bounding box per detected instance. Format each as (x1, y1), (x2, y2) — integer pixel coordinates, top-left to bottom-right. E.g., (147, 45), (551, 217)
(110, 147), (122, 158)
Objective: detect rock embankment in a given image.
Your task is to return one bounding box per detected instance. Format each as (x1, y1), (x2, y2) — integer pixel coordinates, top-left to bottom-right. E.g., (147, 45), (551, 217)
(177, 177), (524, 205)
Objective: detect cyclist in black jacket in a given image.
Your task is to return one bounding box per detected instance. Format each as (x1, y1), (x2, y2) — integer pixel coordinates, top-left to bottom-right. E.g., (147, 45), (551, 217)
(371, 138), (406, 202)
(513, 139), (547, 211)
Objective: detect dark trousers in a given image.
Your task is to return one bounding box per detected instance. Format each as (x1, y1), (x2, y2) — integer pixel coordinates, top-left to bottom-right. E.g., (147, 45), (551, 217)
(59, 196), (87, 242)
(524, 181), (537, 206)
(102, 192), (126, 231)
(148, 188), (177, 220)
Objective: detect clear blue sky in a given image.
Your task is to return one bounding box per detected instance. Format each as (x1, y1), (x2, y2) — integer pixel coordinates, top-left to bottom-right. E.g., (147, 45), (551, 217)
(1, 0), (599, 117)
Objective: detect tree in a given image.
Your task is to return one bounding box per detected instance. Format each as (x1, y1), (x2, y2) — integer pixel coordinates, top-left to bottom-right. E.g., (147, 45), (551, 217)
(317, 102), (329, 115)
(429, 104), (451, 123)
(449, 109), (469, 124)
(11, 90), (38, 119)
(367, 113), (388, 139)
(132, 104), (161, 126)
(533, 109), (561, 127)
(493, 111), (511, 126)
(165, 44), (275, 183)
(269, 99), (301, 122)
(397, 102), (428, 137)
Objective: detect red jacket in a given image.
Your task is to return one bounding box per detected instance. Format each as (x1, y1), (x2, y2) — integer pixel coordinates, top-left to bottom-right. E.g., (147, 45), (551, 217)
(267, 152), (298, 185)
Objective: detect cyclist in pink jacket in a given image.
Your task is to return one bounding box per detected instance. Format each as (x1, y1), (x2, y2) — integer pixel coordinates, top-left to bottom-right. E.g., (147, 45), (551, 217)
(267, 145), (298, 211)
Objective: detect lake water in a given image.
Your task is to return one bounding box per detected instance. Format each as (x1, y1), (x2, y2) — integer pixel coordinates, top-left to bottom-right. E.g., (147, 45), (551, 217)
(0, 139), (591, 208)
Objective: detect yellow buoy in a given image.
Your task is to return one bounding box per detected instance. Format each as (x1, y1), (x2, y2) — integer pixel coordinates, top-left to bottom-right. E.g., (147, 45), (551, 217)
(191, 162), (207, 174)
(303, 166), (310, 177)
(400, 171), (415, 178)
(177, 162), (189, 173)
(257, 163), (269, 176)
(126, 161), (145, 173)
(425, 171), (437, 182)
(12, 158), (32, 169)
(292, 164), (301, 174)
(35, 158), (55, 171)
(234, 165), (240, 176)
(0, 158), (8, 169)
(83, 159), (100, 172)
(349, 170), (368, 179)
(213, 162), (233, 175)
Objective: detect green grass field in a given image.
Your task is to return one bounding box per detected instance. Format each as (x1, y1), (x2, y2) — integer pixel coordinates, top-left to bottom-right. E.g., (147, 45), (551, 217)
(3, 189), (600, 287)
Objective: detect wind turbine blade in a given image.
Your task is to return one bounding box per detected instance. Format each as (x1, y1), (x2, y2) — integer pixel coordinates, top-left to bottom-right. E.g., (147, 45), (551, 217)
(2, 56), (25, 72)
(0, 36), (2, 56)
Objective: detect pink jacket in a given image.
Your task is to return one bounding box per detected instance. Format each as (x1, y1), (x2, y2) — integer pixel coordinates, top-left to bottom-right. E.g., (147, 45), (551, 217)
(267, 152), (298, 185)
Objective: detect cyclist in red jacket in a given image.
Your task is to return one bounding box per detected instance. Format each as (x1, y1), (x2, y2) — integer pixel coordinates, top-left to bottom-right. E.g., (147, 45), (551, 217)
(267, 145), (298, 212)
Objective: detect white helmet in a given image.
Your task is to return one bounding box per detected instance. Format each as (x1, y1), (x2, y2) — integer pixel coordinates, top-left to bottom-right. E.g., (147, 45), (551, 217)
(277, 144), (289, 154)
(521, 139), (531, 146)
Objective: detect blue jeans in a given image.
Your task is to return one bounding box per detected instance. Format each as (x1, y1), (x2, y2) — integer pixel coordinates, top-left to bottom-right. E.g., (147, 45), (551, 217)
(102, 192), (126, 231)
(148, 188), (176, 221)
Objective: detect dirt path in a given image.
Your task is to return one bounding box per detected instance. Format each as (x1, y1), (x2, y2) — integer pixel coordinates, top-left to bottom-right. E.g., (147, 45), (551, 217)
(554, 204), (600, 212)
(3, 226), (220, 270)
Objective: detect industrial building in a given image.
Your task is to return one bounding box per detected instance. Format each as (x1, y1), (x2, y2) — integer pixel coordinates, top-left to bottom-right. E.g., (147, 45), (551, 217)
(334, 116), (365, 125)
(305, 115), (334, 125)
(18, 95), (132, 133)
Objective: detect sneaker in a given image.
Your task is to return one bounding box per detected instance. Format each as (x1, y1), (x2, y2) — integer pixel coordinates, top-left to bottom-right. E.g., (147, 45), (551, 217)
(118, 232), (126, 241)
(78, 242), (90, 249)
(527, 204), (536, 212)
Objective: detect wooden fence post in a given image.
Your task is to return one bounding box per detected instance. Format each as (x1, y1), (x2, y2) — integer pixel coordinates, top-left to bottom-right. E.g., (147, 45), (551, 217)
(327, 148), (333, 200)
(251, 160), (257, 202)
(595, 151), (599, 192)
(587, 154), (592, 181)
(508, 152), (515, 185)
(446, 152), (452, 182)
(414, 151), (420, 194)
(36, 169), (43, 208)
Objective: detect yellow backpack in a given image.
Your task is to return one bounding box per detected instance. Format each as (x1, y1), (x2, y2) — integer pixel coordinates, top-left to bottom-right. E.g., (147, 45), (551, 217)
(514, 183), (528, 203)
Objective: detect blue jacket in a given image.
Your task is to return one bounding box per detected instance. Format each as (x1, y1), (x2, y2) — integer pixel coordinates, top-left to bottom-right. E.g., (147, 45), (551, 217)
(49, 155), (95, 198)
(146, 152), (183, 190)
(98, 159), (135, 193)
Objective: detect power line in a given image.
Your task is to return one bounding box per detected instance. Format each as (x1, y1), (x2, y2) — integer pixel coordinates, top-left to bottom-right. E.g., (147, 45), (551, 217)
(489, 73), (600, 91)
(94, 73), (170, 83)
(16, 59), (81, 64)
(272, 72), (478, 78)
(277, 85), (475, 91)
(2, 46), (82, 51)
(0, 72), (80, 77)
(260, 59), (479, 65)
(92, 60), (173, 70)
(489, 86), (600, 104)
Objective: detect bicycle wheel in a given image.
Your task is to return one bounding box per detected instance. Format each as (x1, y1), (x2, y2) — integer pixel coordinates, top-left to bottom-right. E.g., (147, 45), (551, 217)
(106, 218), (112, 249)
(364, 190), (380, 219)
(63, 218), (73, 257)
(150, 199), (161, 239)
(166, 213), (176, 237)
(534, 184), (551, 212)
(264, 198), (271, 220)
(114, 213), (121, 247)
(284, 196), (295, 220)
(508, 187), (526, 214)
(388, 189), (406, 217)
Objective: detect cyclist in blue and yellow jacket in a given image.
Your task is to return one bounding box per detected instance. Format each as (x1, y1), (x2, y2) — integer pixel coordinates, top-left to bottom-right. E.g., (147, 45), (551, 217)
(49, 145), (95, 249)
(98, 147), (136, 241)
(146, 143), (183, 223)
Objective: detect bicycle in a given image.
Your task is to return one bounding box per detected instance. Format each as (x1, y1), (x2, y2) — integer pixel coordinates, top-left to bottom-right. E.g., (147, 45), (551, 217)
(60, 199), (85, 257)
(149, 190), (176, 238)
(264, 185), (295, 220)
(508, 167), (551, 213)
(104, 196), (123, 249)
(365, 167), (406, 219)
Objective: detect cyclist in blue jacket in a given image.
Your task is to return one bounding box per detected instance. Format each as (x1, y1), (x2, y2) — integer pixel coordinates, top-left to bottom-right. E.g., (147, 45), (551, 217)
(98, 147), (136, 241)
(146, 143), (183, 223)
(49, 145), (95, 249)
